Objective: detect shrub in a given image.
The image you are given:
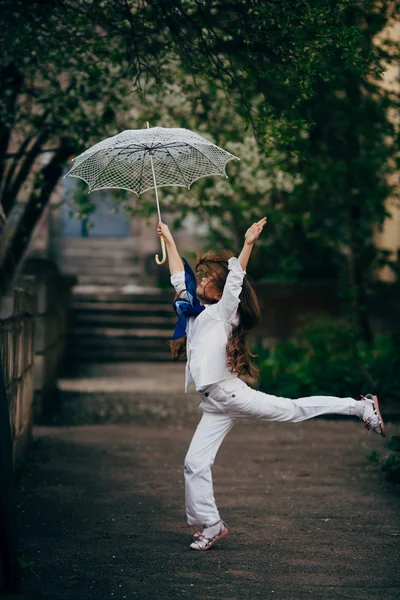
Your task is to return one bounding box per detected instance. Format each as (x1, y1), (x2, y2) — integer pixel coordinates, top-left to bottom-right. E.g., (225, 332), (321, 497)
(382, 436), (400, 484)
(255, 317), (400, 405)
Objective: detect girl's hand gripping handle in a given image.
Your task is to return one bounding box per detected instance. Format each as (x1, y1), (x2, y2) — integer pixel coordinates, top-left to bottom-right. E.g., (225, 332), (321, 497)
(155, 235), (166, 265)
(157, 222), (184, 274)
(156, 222), (173, 265)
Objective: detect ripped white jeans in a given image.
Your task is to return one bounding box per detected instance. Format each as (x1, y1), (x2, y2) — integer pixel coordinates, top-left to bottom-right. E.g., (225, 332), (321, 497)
(184, 377), (358, 526)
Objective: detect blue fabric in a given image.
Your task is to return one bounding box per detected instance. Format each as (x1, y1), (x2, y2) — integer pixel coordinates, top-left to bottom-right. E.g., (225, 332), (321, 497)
(171, 258), (205, 340)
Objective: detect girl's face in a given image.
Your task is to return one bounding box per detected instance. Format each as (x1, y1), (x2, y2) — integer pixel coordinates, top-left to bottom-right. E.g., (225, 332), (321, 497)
(196, 273), (222, 304)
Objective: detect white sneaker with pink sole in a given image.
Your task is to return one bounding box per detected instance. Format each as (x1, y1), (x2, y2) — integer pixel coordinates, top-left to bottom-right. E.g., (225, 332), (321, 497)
(360, 394), (386, 437)
(190, 520), (228, 551)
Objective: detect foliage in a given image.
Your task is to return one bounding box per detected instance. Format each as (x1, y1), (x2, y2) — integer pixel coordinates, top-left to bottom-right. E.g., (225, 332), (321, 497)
(18, 551), (37, 577)
(365, 438), (400, 484)
(255, 317), (400, 402)
(125, 1), (400, 341)
(366, 449), (380, 464)
(118, 2), (399, 302)
(1, 0), (399, 314)
(68, 72), (346, 282)
(133, 0), (386, 140)
(0, 0), (154, 289)
(0, 0), (138, 220)
(382, 435), (400, 483)
(382, 450), (400, 483)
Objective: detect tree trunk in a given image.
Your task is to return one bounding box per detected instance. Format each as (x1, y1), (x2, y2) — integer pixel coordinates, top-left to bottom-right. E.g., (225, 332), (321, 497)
(0, 141), (73, 295)
(347, 237), (374, 346)
(0, 202), (5, 238)
(2, 128), (50, 217)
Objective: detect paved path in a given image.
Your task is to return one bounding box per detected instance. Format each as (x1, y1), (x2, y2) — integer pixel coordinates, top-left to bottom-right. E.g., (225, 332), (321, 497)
(16, 419), (400, 599)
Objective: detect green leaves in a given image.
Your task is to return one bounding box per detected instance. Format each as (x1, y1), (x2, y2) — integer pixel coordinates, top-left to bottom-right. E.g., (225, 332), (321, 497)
(257, 319), (400, 401)
(2, 0), (399, 340)
(387, 436), (400, 453)
(0, 0), (141, 218)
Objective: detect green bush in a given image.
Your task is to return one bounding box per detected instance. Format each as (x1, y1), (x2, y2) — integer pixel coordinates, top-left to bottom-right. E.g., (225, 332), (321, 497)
(382, 436), (400, 483)
(255, 317), (400, 403)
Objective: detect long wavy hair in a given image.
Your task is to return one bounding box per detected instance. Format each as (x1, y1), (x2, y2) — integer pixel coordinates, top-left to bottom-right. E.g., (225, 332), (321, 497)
(170, 250), (260, 379)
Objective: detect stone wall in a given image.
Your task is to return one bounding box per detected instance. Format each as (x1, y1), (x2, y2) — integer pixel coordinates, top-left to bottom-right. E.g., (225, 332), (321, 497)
(21, 259), (76, 422)
(0, 260), (76, 471)
(0, 287), (35, 472)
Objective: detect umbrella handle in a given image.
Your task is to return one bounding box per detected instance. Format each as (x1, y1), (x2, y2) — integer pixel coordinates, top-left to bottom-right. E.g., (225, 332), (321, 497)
(155, 235), (167, 265)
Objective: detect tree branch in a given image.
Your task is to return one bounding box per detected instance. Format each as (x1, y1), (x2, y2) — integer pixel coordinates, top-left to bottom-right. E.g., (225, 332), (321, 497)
(0, 139), (74, 295)
(0, 64), (24, 185)
(2, 128), (50, 216)
(0, 134), (35, 201)
(4, 147), (62, 159)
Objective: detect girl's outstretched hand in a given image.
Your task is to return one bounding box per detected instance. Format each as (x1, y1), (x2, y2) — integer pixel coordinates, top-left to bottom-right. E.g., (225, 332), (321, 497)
(157, 221), (174, 244)
(245, 216), (267, 245)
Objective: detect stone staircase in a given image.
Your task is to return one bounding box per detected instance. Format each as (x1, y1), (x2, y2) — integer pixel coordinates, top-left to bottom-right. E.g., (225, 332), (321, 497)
(67, 289), (176, 363)
(53, 238), (142, 286)
(51, 237), (177, 365)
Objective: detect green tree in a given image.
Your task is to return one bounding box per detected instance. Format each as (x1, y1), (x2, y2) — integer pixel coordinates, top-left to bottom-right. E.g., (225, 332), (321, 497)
(0, 0), (156, 291)
(2, 0), (398, 325)
(131, 0), (387, 141)
(269, 4), (400, 343)
(125, 1), (399, 341)
(90, 73), (343, 282)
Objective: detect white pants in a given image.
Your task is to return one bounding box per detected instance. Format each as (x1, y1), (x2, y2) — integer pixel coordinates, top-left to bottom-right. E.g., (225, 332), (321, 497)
(184, 377), (358, 526)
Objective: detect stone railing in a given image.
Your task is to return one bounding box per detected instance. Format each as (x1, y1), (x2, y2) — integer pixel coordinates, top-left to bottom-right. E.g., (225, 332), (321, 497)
(21, 259), (76, 422)
(0, 258), (76, 471)
(0, 287), (35, 472)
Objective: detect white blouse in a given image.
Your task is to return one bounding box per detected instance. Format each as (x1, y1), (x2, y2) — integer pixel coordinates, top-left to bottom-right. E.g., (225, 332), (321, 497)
(170, 256), (246, 392)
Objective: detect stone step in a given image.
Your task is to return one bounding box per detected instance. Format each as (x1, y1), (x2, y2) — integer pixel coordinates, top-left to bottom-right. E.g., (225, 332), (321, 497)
(72, 291), (171, 304)
(73, 313), (175, 327)
(61, 361), (183, 379)
(66, 278), (176, 361)
(55, 238), (137, 249)
(71, 301), (173, 314)
(71, 326), (172, 338)
(59, 264), (141, 276)
(72, 284), (161, 296)
(68, 334), (171, 347)
(59, 260), (139, 270)
(59, 265), (141, 277)
(66, 333), (172, 352)
(58, 247), (138, 258)
(57, 254), (139, 265)
(66, 348), (172, 361)
(67, 346), (171, 361)
(74, 275), (141, 285)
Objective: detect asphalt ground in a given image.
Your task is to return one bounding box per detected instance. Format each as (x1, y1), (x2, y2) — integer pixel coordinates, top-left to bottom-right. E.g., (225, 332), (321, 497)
(13, 417), (400, 600)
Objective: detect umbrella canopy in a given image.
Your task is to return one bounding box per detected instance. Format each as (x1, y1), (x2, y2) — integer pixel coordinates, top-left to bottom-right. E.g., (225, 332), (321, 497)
(64, 125), (240, 264)
(65, 126), (239, 196)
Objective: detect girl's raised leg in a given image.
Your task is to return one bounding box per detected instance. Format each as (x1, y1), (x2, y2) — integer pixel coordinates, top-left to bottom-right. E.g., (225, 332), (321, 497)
(237, 388), (359, 422)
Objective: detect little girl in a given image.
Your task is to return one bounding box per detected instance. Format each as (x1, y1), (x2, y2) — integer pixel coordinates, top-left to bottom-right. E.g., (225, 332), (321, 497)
(157, 218), (386, 552)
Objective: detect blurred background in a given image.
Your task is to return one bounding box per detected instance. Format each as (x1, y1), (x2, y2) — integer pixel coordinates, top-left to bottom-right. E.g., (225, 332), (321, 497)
(1, 0), (399, 444)
(1, 2), (400, 595)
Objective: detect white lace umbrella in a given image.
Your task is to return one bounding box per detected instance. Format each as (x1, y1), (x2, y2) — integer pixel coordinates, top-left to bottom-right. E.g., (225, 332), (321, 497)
(64, 123), (239, 264)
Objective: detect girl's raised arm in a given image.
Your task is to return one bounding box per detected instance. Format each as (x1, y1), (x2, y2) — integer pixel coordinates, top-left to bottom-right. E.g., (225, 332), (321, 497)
(157, 222), (184, 275)
(238, 217), (267, 271)
(218, 217), (267, 320)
